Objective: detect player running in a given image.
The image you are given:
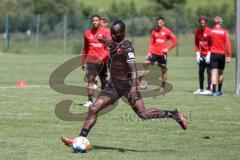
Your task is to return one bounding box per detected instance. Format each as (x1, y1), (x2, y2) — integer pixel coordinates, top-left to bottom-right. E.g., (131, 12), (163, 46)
(138, 16), (177, 92)
(209, 16), (231, 96)
(81, 15), (111, 107)
(61, 20), (187, 147)
(193, 16), (212, 95)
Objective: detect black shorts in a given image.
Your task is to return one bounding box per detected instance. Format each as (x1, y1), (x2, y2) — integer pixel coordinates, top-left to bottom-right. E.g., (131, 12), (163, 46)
(99, 83), (142, 106)
(86, 62), (108, 78)
(146, 53), (167, 67)
(210, 53), (225, 70)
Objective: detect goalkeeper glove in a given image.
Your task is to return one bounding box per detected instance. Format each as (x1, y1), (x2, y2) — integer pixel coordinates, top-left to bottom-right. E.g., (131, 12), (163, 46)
(205, 52), (211, 64)
(196, 52), (202, 64)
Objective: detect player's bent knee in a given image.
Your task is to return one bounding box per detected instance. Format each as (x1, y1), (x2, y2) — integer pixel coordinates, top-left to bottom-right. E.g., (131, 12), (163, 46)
(87, 75), (96, 83)
(88, 105), (102, 115)
(88, 99), (105, 114)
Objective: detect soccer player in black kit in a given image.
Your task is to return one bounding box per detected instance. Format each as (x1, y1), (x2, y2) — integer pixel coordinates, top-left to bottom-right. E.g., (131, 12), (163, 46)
(61, 20), (187, 146)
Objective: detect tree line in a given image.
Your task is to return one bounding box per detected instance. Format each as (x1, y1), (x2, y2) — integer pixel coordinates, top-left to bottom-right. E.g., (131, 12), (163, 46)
(0, 0), (236, 35)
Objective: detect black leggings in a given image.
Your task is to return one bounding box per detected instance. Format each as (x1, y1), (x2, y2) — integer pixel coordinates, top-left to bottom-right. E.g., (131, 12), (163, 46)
(199, 60), (211, 90)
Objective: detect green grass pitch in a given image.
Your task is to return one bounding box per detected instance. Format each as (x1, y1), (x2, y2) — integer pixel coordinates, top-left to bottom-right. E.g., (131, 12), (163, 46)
(0, 52), (239, 160)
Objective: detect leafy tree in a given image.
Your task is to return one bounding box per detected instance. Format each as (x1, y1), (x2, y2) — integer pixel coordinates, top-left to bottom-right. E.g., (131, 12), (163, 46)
(196, 2), (235, 29)
(153, 0), (187, 10)
(33, 0), (76, 16)
(107, 1), (135, 21)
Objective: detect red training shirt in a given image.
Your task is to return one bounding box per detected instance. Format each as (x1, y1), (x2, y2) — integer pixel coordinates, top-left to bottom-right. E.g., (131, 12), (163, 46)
(194, 27), (211, 56)
(82, 27), (111, 64)
(147, 26), (177, 56)
(210, 24), (231, 57)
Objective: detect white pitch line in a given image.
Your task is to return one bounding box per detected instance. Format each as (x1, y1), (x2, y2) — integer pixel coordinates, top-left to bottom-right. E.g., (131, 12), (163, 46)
(0, 94), (51, 100)
(0, 112), (33, 116)
(211, 121), (240, 125)
(0, 85), (50, 89)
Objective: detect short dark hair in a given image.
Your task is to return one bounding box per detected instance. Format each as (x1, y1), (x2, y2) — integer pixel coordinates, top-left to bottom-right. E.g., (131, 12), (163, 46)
(198, 16), (207, 23)
(112, 20), (125, 32)
(91, 14), (101, 21)
(156, 16), (164, 21)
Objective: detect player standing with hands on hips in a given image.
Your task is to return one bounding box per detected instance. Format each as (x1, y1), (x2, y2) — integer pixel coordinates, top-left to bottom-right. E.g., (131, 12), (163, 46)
(138, 17), (177, 93)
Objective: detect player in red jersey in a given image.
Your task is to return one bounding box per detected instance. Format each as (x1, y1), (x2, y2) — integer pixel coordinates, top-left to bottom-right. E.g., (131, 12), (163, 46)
(138, 16), (177, 93)
(93, 17), (111, 89)
(210, 16), (231, 96)
(82, 15), (111, 107)
(61, 20), (187, 147)
(193, 16), (212, 95)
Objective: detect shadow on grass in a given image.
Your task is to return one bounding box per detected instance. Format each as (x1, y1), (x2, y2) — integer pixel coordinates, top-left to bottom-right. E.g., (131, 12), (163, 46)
(92, 145), (174, 153)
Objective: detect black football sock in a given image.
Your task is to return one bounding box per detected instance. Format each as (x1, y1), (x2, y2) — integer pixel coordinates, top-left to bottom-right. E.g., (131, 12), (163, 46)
(218, 83), (222, 92)
(207, 70), (211, 90)
(88, 95), (93, 102)
(199, 68), (204, 90)
(200, 82), (204, 90)
(207, 84), (211, 90)
(212, 84), (216, 93)
(79, 128), (89, 137)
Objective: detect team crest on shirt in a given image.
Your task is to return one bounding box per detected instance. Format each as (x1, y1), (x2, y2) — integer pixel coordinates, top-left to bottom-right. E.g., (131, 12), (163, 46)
(128, 52), (135, 59)
(203, 33), (208, 37)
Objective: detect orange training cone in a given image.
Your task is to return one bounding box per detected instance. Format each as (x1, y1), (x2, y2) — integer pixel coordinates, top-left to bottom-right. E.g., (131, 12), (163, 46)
(16, 80), (27, 88)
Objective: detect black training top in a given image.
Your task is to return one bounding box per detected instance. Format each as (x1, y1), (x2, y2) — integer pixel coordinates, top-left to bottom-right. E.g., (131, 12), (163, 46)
(108, 39), (135, 88)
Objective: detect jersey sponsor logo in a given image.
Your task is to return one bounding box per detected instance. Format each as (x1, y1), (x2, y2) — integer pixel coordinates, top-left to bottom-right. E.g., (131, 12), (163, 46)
(50, 56), (174, 121)
(161, 32), (166, 35)
(212, 30), (224, 35)
(156, 38), (165, 43)
(200, 40), (209, 45)
(128, 52), (135, 59)
(89, 43), (103, 48)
